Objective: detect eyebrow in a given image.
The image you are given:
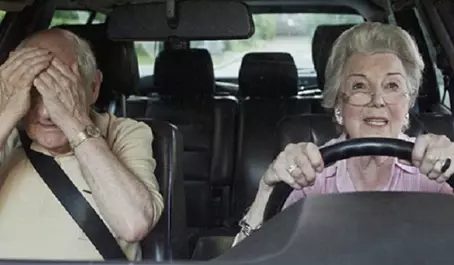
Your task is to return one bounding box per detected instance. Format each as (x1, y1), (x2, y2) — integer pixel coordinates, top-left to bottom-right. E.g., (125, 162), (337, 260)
(347, 72), (404, 78)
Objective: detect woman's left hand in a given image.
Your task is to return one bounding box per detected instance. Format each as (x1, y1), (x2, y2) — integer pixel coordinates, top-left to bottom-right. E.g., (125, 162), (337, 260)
(413, 133), (454, 183)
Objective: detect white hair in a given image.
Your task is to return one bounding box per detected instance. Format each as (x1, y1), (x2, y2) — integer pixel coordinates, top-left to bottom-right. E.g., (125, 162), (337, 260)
(322, 22), (425, 110)
(16, 29), (97, 88)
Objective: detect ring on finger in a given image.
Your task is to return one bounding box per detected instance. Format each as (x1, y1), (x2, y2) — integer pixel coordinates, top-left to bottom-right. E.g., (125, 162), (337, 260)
(286, 164), (298, 175)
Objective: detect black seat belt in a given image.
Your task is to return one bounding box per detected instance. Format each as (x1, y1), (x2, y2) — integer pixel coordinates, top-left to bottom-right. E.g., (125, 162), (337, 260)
(18, 130), (127, 260)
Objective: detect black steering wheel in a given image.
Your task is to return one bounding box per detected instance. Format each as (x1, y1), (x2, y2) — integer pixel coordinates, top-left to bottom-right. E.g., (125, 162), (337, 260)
(263, 137), (416, 221)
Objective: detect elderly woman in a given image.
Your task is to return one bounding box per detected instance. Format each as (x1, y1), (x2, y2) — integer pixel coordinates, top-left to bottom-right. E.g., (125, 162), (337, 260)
(233, 22), (454, 245)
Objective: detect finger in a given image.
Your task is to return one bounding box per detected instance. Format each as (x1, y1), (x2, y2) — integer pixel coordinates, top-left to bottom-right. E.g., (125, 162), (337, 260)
(294, 154), (316, 185)
(439, 160), (454, 183)
(34, 72), (57, 98)
(273, 148), (304, 189)
(427, 169), (441, 181)
(46, 65), (72, 90)
(2, 49), (50, 77)
(71, 62), (80, 77)
(271, 163), (303, 190)
(6, 47), (43, 63)
(51, 57), (78, 83)
(420, 149), (439, 177)
(412, 134), (431, 167)
(302, 142), (324, 172)
(10, 55), (53, 86)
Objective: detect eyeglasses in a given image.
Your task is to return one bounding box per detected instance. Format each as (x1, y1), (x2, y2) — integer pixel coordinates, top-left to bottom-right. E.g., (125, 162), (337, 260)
(341, 90), (410, 107)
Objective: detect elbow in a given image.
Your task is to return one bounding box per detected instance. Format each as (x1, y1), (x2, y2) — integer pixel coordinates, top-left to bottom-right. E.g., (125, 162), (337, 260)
(122, 193), (164, 242)
(122, 205), (163, 242)
(122, 215), (155, 242)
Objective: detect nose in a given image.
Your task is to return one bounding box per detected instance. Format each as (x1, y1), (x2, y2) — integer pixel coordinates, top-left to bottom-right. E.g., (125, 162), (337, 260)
(370, 88), (386, 107)
(35, 97), (51, 121)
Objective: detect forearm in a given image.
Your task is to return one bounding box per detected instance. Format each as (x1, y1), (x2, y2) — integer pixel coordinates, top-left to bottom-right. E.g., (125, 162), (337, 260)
(233, 180), (274, 246)
(0, 109), (20, 190)
(0, 108), (20, 150)
(74, 136), (159, 242)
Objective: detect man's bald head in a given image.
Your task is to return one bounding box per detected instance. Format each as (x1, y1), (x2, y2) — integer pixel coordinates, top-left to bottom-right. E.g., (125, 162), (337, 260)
(17, 28), (98, 88)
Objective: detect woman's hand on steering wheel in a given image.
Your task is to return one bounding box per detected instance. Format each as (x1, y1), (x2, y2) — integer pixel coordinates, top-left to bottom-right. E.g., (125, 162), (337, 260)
(263, 142), (324, 190)
(413, 134), (454, 183)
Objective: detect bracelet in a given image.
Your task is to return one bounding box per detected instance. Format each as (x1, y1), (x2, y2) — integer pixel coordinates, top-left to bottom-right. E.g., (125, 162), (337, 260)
(238, 218), (262, 237)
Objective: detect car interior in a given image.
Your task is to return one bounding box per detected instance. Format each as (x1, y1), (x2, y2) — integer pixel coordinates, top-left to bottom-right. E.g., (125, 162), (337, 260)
(1, 0), (454, 264)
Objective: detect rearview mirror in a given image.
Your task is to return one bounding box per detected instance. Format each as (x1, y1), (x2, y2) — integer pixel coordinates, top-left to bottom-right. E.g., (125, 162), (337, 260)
(107, 0), (254, 41)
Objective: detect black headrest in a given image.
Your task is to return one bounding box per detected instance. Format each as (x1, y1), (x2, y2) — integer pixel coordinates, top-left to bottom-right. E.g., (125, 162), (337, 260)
(54, 23), (139, 97)
(238, 52), (298, 98)
(152, 49), (215, 96)
(312, 24), (356, 90)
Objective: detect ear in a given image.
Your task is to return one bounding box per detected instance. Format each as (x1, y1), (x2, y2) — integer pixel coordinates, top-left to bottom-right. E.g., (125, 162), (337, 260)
(89, 70), (102, 105)
(334, 104), (343, 125)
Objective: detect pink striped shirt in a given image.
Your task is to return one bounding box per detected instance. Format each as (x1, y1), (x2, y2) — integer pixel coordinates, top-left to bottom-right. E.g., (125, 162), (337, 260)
(283, 133), (453, 209)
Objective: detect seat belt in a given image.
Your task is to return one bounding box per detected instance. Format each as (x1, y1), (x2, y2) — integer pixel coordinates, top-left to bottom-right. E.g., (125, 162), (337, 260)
(18, 130), (127, 260)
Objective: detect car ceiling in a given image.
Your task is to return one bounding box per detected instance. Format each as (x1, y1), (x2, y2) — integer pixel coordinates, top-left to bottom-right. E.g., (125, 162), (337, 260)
(0, 0), (414, 19)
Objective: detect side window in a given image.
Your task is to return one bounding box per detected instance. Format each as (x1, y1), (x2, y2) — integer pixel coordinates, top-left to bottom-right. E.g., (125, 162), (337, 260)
(0, 10), (6, 24)
(50, 10), (106, 27)
(135, 41), (162, 77)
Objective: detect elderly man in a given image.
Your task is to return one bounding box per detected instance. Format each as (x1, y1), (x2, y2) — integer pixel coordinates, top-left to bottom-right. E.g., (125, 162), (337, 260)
(0, 28), (164, 261)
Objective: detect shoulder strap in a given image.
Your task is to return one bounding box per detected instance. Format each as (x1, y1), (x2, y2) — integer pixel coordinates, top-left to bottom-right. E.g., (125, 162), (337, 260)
(18, 130), (127, 260)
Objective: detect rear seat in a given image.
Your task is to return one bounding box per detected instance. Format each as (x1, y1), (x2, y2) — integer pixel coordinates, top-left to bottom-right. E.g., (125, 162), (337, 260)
(143, 49), (238, 234)
(55, 23), (138, 115)
(231, 52), (310, 220)
(311, 23), (356, 113)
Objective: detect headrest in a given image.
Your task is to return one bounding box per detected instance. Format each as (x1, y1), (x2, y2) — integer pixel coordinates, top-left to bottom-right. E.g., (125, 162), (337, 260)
(239, 52), (298, 98)
(312, 24), (356, 90)
(152, 49), (215, 96)
(54, 23), (139, 97)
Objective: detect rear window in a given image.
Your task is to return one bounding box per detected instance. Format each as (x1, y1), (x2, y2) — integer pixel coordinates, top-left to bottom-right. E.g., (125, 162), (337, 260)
(50, 10), (106, 27)
(135, 41), (162, 77)
(192, 13), (364, 79)
(0, 10), (5, 23)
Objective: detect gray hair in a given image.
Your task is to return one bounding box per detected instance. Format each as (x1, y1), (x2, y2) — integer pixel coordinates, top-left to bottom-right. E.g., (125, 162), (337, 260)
(16, 29), (97, 89)
(322, 22), (425, 110)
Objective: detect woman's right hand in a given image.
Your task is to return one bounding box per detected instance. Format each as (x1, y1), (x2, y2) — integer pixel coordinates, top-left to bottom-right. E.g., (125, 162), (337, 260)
(262, 142), (325, 190)
(0, 48), (52, 118)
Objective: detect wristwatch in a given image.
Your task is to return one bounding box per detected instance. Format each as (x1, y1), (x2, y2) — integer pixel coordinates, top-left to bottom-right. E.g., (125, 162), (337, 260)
(70, 124), (102, 150)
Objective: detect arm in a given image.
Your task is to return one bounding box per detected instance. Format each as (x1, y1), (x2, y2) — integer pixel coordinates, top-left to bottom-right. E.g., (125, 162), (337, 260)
(232, 180), (274, 246)
(0, 109), (22, 188)
(232, 180), (308, 246)
(32, 57), (164, 242)
(67, 118), (164, 243)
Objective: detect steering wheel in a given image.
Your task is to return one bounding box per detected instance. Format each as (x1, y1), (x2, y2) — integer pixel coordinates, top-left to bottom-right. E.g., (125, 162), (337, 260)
(263, 137), (416, 221)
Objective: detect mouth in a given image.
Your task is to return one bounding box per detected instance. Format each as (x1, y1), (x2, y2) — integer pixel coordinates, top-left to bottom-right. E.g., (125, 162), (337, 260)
(363, 117), (389, 127)
(38, 123), (60, 130)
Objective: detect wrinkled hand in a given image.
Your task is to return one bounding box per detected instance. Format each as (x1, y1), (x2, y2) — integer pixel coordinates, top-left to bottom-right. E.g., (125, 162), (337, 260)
(0, 48), (52, 118)
(412, 133), (454, 183)
(262, 142), (324, 190)
(33, 57), (90, 134)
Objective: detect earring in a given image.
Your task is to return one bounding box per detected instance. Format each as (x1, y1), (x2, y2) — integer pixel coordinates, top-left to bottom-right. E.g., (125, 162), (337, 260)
(335, 108), (343, 125)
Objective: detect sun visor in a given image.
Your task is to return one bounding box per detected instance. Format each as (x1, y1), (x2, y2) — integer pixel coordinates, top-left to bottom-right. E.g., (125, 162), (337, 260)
(107, 0), (254, 41)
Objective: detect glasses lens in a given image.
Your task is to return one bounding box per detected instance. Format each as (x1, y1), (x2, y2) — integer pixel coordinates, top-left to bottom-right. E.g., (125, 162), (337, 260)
(383, 91), (405, 104)
(348, 92), (371, 105)
(347, 91), (406, 106)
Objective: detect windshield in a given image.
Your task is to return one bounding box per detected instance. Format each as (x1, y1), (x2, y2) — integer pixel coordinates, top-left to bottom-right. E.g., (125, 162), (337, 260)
(135, 13), (364, 80)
